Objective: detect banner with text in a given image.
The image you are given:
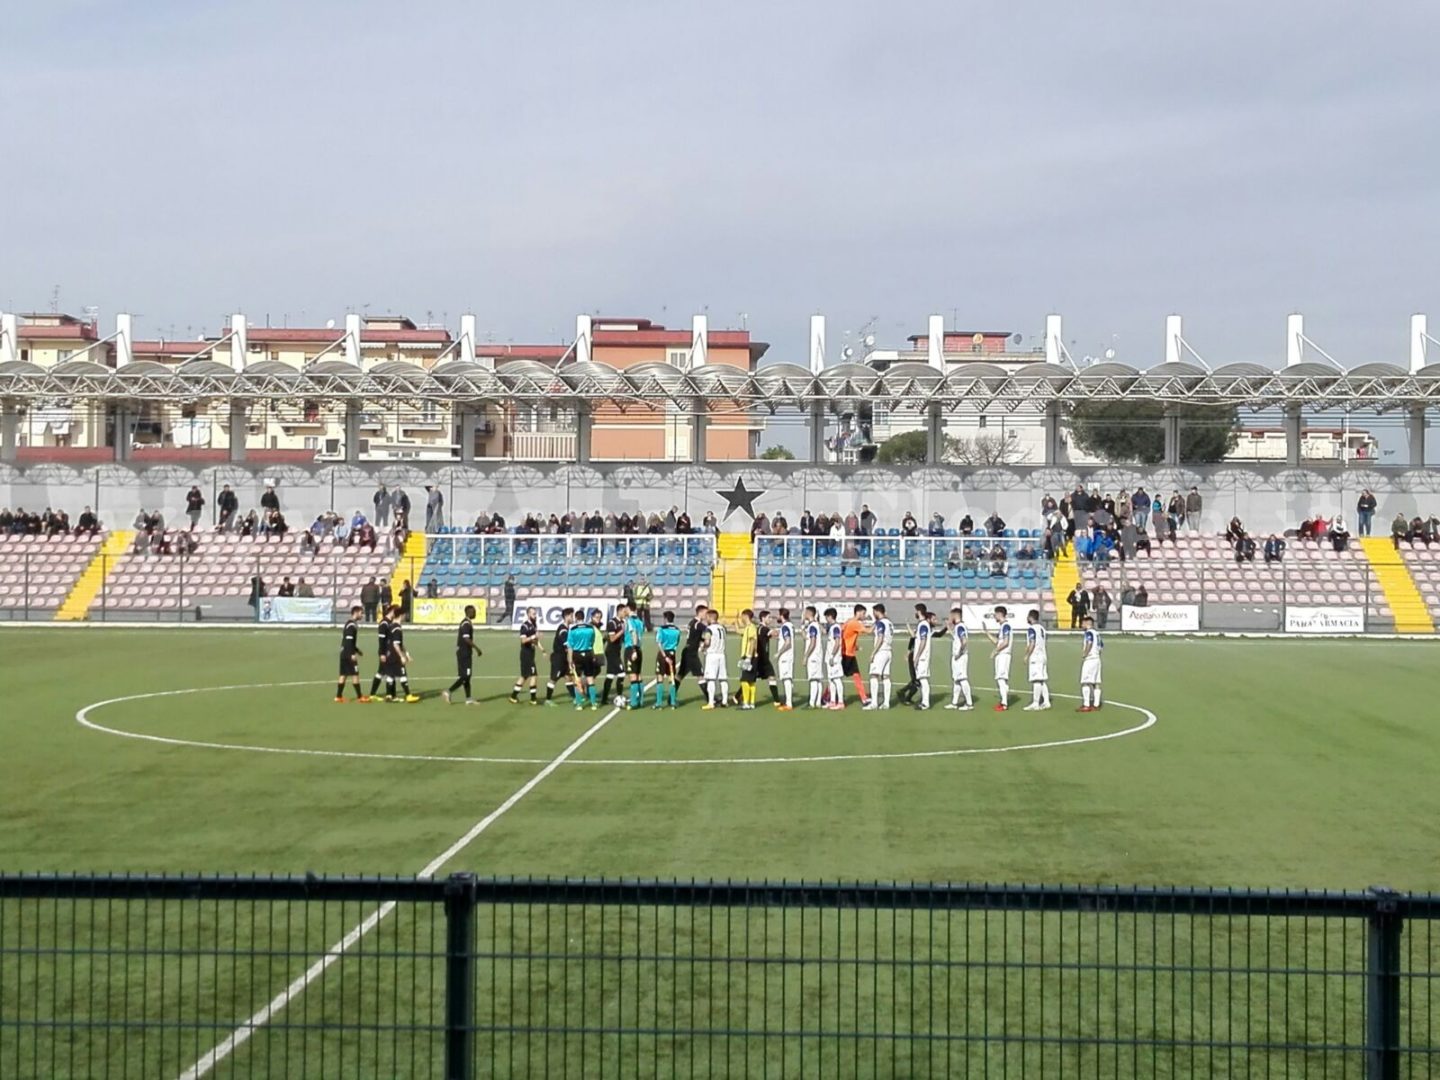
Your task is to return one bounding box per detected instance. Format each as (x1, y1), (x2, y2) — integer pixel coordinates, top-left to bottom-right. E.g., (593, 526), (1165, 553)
(413, 597), (489, 625)
(517, 596), (619, 629)
(1120, 604), (1200, 632)
(1284, 606), (1365, 634)
(256, 596), (334, 624)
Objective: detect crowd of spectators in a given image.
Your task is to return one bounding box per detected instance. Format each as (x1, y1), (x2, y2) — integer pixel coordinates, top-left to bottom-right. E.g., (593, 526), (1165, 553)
(0, 507), (100, 536)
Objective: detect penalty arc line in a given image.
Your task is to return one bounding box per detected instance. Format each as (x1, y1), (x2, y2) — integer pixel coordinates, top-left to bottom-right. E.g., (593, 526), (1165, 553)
(172, 689), (641, 1080)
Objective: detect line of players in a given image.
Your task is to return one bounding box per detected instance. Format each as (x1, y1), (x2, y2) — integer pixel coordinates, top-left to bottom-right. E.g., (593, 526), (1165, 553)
(534, 601), (1106, 713)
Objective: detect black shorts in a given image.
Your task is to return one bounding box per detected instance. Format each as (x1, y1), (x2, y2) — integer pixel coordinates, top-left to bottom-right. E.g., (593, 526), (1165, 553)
(517, 648), (535, 678)
(740, 664), (757, 685)
(339, 651), (359, 677)
(605, 649), (623, 676)
(756, 657), (774, 681)
(656, 649), (677, 676)
(576, 653), (601, 680)
(456, 651), (472, 678)
(680, 648), (701, 677)
(841, 655), (860, 677)
(550, 653), (570, 681)
(384, 656), (404, 678)
(624, 646), (643, 676)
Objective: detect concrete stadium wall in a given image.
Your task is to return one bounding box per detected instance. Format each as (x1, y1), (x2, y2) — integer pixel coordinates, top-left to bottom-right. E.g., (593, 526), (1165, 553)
(3, 460), (1439, 536)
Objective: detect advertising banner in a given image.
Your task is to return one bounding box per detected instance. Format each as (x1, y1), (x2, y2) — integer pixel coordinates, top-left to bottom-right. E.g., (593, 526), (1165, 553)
(1120, 604), (1200, 632)
(517, 596), (619, 629)
(256, 596), (334, 624)
(1285, 606), (1365, 634)
(413, 597), (490, 626)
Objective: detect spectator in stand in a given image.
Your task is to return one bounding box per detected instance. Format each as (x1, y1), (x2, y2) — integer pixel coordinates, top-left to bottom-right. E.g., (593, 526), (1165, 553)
(503, 575), (516, 622)
(1329, 514), (1351, 552)
(1264, 534), (1285, 563)
(1040, 493), (1057, 517)
(701, 511), (718, 534)
(1356, 490), (1377, 537)
(1134, 583), (1149, 607)
(268, 510), (289, 537)
(1067, 584), (1090, 629)
(333, 516), (351, 548)
(841, 538), (862, 574)
(983, 511), (1006, 535)
(927, 512), (945, 537)
(1116, 489), (1131, 524)
(665, 506), (678, 532)
(1185, 487), (1203, 532)
(355, 520), (377, 552)
(379, 580), (393, 612)
(1134, 529), (1152, 557)
(373, 483), (390, 527)
(678, 511), (694, 534)
(185, 486), (205, 530)
(425, 579), (439, 599)
(900, 512), (919, 538)
(798, 509), (814, 535)
(1312, 513), (1329, 541)
(297, 578), (315, 598)
(300, 530), (319, 556)
(1150, 498), (1167, 541)
(1132, 487), (1151, 533)
(1392, 512), (1409, 550)
(1120, 518), (1138, 561)
(1121, 584), (1136, 607)
(1093, 585), (1113, 630)
(1225, 516), (1245, 544)
(247, 575), (266, 612)
(634, 576), (653, 628)
(860, 505), (877, 536)
(399, 579), (415, 620)
(1100, 492), (1116, 519)
(393, 486), (411, 524)
(988, 543), (1007, 577)
(958, 513), (974, 536)
(260, 484), (280, 517)
(239, 509), (259, 537)
(392, 513), (409, 550)
(216, 485), (238, 531)
(424, 487), (446, 532)
(75, 507), (100, 536)
(277, 576), (296, 597)
(1167, 491), (1184, 529)
(361, 578), (380, 621)
(1234, 533), (1256, 563)
(1425, 516), (1440, 546)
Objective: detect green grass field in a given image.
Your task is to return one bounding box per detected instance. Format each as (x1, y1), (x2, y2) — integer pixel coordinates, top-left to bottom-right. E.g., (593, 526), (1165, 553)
(2, 625), (1438, 1077)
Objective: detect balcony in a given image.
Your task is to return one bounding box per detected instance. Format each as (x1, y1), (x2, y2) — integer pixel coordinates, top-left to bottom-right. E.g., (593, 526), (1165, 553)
(508, 430), (577, 460)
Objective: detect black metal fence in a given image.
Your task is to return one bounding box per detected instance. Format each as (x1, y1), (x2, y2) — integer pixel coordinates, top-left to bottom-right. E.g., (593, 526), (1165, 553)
(1, 875), (1436, 1078)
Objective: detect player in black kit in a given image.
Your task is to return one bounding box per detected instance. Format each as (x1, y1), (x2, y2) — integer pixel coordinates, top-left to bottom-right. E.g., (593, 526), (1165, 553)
(545, 608), (577, 706)
(510, 607), (543, 705)
(676, 604), (709, 695)
(335, 605), (367, 701)
(600, 606), (626, 703)
(442, 605), (483, 705)
(367, 609), (394, 701)
(386, 607), (420, 703)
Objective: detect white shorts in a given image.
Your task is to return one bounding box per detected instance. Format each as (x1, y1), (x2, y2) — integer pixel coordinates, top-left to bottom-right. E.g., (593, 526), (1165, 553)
(826, 655), (843, 680)
(703, 654), (726, 681)
(1081, 657), (1103, 685)
(994, 654), (1012, 682)
(869, 650), (892, 678)
(778, 653), (794, 680)
(914, 653), (931, 679)
(1028, 658), (1048, 683)
(806, 654), (824, 681)
(951, 655), (970, 682)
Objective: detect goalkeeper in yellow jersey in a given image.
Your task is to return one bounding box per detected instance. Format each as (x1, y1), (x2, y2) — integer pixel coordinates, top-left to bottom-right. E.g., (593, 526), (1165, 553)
(737, 609), (759, 710)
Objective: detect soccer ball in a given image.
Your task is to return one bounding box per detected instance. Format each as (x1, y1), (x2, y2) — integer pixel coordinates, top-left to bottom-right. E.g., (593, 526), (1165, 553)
(614, 695), (627, 708)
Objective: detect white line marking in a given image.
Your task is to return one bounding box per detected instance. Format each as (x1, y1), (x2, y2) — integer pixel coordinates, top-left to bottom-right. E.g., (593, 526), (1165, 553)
(172, 692), (634, 1080)
(77, 684), (1156, 768)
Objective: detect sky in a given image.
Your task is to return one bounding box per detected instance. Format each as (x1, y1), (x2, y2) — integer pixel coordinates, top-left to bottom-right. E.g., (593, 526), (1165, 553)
(4, 0), (1440, 372)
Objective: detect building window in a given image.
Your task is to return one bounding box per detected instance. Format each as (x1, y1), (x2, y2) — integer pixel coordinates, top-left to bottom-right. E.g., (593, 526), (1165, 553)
(304, 436), (320, 451)
(666, 347), (690, 370)
(978, 415), (988, 428)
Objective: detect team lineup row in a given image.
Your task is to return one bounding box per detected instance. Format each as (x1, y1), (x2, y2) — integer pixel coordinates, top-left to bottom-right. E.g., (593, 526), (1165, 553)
(327, 601), (1107, 711)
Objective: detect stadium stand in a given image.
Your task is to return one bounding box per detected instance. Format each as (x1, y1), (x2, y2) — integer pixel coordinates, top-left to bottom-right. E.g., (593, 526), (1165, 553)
(0, 533), (106, 616)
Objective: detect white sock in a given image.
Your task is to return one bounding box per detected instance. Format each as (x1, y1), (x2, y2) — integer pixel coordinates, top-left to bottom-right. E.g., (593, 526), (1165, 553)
(707, 681), (717, 706)
(920, 681), (930, 708)
(881, 678), (892, 708)
(830, 677), (843, 704)
(951, 682), (962, 705)
(784, 679), (793, 707)
(809, 680), (822, 707)
(1032, 682), (1042, 705)
(997, 678), (1009, 704)
(1083, 685), (1092, 707)
(1041, 683), (1051, 706)
(720, 681), (730, 704)
(961, 680), (973, 706)
(1094, 687), (1102, 707)
(870, 676), (879, 703)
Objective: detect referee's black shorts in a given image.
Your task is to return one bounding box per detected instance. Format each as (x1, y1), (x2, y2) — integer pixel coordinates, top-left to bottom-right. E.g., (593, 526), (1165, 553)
(624, 646), (643, 676)
(841, 655), (860, 677)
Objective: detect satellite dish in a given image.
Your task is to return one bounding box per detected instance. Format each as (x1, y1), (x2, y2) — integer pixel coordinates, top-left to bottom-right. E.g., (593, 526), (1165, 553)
(326, 319), (336, 330)
(972, 333), (984, 345)
(1104, 348), (1116, 360)
(1012, 333), (1022, 344)
(864, 334), (876, 348)
(842, 345), (855, 359)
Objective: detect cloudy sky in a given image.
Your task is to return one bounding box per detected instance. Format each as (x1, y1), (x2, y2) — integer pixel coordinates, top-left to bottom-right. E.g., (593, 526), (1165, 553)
(4, 0), (1438, 369)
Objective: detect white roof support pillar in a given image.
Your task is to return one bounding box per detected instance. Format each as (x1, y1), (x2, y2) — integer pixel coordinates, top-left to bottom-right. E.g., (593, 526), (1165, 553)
(809, 314), (826, 374)
(926, 314), (944, 370)
(460, 313), (477, 365)
(229, 314), (247, 372)
(343, 313), (362, 367)
(1164, 314), (1183, 366)
(1044, 314), (1063, 366)
(574, 314), (592, 365)
(691, 314), (708, 368)
(0, 313), (16, 366)
(115, 312), (134, 369)
(1286, 313), (1305, 367)
(1411, 313), (1428, 373)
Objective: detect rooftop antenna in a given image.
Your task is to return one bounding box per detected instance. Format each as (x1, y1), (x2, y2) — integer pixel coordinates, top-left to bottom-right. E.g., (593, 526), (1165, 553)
(50, 285), (60, 313)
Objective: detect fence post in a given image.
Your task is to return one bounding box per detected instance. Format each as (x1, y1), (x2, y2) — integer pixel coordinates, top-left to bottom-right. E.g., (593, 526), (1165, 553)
(1366, 885), (1402, 1080)
(443, 872), (477, 1080)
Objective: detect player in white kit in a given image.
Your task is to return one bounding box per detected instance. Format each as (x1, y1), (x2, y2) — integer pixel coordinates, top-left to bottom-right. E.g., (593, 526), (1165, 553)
(911, 609), (933, 710)
(1079, 614), (1104, 711)
(864, 603), (894, 710)
(802, 606), (824, 708)
(823, 607), (845, 709)
(774, 608), (795, 711)
(944, 607), (974, 709)
(988, 605), (1013, 711)
(700, 610), (729, 709)
(1023, 609), (1052, 710)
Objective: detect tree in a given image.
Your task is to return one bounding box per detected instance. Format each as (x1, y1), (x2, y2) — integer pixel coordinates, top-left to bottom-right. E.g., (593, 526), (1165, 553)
(876, 428), (1029, 466)
(759, 445), (796, 460)
(875, 430), (931, 465)
(1066, 401), (1239, 465)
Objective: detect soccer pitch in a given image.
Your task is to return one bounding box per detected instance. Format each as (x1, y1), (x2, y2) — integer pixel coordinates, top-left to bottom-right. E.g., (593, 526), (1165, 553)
(4, 625), (1439, 887)
(4, 625), (1440, 1078)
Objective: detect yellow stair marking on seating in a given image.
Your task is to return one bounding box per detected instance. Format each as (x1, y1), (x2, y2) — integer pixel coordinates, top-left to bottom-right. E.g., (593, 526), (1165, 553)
(56, 531), (135, 621)
(1050, 547), (1081, 628)
(389, 531), (428, 604)
(1359, 537), (1435, 633)
(711, 532), (756, 623)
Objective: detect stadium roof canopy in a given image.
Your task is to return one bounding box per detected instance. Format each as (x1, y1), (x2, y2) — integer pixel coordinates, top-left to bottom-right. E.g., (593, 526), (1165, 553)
(1, 357), (1439, 411)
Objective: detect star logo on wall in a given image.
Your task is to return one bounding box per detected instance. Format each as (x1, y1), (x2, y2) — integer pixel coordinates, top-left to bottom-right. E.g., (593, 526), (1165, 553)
(716, 477), (764, 520)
